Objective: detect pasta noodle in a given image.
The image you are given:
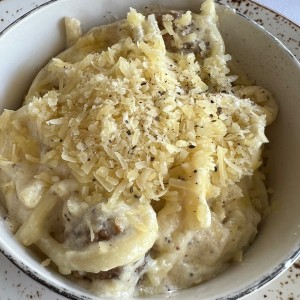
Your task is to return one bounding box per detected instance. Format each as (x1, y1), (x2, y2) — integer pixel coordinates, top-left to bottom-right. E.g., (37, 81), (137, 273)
(36, 202), (157, 274)
(0, 0), (277, 297)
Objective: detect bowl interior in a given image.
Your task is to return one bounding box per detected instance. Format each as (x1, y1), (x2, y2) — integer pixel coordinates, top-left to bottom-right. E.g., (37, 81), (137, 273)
(0, 0), (300, 299)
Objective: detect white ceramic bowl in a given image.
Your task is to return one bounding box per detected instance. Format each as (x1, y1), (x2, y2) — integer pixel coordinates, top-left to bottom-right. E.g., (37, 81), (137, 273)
(0, 0), (300, 299)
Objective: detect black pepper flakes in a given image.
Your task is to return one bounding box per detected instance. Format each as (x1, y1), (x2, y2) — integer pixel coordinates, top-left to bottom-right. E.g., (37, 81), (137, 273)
(165, 237), (171, 243)
(126, 130), (132, 135)
(64, 213), (71, 222)
(188, 144), (196, 149)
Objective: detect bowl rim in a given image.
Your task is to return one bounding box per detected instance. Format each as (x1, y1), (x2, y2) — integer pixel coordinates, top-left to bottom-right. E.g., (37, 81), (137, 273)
(0, 0), (300, 299)
(1, 244), (299, 300)
(249, 0), (300, 27)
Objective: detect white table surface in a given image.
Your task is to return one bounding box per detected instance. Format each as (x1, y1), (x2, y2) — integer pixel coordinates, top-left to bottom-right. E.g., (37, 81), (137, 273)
(0, 0), (299, 299)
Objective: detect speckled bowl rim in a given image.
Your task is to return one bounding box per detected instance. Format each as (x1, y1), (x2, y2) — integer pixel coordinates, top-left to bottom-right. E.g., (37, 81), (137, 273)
(0, 0), (300, 300)
(250, 0), (300, 27)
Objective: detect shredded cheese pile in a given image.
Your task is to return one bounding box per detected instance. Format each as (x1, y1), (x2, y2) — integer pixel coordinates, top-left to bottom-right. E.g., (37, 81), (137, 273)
(19, 10), (270, 215)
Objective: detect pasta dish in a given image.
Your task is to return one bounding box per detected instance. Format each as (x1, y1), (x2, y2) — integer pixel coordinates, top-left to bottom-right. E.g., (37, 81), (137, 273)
(0, 0), (277, 297)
